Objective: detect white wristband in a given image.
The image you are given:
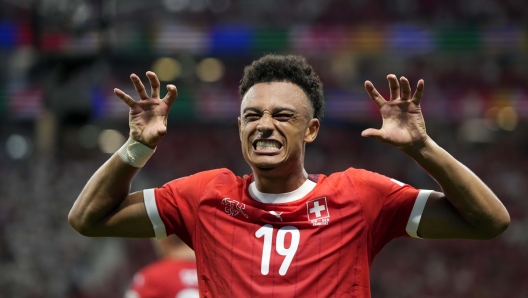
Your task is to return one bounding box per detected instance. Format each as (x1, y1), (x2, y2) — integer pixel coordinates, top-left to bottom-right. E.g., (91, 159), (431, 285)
(117, 138), (155, 168)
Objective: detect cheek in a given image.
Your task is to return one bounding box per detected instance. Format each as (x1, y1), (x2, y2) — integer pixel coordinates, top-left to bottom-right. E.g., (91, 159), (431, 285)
(240, 127), (253, 147)
(282, 134), (304, 153)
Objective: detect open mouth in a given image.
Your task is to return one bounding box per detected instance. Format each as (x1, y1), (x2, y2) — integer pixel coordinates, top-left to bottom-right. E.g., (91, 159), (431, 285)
(253, 140), (283, 152)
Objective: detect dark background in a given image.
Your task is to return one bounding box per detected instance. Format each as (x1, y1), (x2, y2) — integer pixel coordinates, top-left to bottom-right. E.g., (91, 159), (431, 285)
(0, 0), (527, 297)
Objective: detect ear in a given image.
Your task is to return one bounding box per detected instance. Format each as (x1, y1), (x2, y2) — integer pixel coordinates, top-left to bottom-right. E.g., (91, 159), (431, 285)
(238, 117), (242, 141)
(304, 118), (320, 143)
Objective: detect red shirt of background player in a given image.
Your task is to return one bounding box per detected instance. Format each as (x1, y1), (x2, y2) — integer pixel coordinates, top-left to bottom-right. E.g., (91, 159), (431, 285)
(126, 259), (199, 298)
(143, 168), (430, 297)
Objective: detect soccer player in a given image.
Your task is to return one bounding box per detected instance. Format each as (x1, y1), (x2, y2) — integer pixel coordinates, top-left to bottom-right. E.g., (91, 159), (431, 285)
(125, 235), (198, 298)
(69, 55), (510, 297)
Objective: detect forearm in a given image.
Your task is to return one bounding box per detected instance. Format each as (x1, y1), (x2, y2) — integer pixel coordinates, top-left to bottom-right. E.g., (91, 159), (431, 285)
(69, 72), (175, 237)
(68, 153), (140, 234)
(404, 137), (510, 236)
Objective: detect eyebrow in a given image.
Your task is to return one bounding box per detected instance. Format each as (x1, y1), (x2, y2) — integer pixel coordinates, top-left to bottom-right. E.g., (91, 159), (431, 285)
(242, 107), (297, 114)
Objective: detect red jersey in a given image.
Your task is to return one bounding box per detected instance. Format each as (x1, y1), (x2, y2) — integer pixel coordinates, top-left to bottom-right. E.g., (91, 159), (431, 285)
(143, 168), (430, 297)
(126, 259), (198, 298)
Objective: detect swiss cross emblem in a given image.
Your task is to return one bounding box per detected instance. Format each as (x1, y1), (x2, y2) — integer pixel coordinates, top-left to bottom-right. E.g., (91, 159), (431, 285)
(306, 197), (330, 226)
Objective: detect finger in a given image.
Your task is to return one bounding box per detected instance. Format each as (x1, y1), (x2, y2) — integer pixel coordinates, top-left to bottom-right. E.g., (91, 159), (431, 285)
(361, 128), (382, 140)
(399, 76), (411, 100)
(157, 125), (167, 137)
(114, 88), (136, 107)
(387, 74), (400, 100)
(146, 71), (160, 98)
(364, 81), (386, 108)
(162, 84), (178, 107)
(130, 74), (149, 100)
(412, 79), (425, 105)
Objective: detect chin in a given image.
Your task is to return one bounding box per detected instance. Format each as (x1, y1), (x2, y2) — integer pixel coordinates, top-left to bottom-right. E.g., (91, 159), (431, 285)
(248, 158), (283, 172)
(253, 162), (277, 171)
(248, 155), (281, 168)
(256, 166), (275, 172)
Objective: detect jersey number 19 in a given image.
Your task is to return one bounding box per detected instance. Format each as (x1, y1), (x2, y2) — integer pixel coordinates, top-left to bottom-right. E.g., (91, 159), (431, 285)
(255, 225), (300, 276)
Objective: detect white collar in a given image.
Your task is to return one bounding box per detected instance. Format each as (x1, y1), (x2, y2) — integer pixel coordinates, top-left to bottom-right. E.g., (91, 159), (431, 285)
(248, 178), (317, 204)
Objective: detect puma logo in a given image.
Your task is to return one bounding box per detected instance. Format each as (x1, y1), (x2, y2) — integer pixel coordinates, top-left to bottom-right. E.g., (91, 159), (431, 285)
(269, 211), (283, 222)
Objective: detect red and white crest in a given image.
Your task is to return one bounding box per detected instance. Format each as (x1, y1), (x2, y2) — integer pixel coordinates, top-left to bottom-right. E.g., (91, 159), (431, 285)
(221, 198), (248, 219)
(306, 197), (330, 226)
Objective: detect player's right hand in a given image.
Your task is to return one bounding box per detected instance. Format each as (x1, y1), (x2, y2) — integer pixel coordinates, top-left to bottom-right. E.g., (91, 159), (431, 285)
(114, 71), (178, 149)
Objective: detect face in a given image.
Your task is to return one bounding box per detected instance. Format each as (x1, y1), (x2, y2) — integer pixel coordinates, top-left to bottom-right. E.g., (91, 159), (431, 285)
(238, 82), (320, 174)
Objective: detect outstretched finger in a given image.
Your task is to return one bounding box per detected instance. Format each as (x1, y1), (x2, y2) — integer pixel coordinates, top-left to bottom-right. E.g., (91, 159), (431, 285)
(163, 84), (178, 107)
(412, 79), (425, 105)
(146, 71), (160, 98)
(361, 128), (383, 140)
(114, 88), (136, 107)
(387, 74), (400, 100)
(130, 74), (149, 100)
(399, 76), (411, 100)
(364, 81), (386, 108)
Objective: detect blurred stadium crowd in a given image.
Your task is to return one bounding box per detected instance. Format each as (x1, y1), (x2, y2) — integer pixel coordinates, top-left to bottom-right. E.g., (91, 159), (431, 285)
(0, 0), (527, 297)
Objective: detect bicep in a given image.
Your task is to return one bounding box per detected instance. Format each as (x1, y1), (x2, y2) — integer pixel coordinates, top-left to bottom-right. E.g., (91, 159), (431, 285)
(97, 191), (155, 238)
(417, 191), (483, 239)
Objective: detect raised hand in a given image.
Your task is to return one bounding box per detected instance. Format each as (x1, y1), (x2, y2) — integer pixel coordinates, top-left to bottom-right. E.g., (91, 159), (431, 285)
(114, 72), (178, 149)
(362, 75), (428, 151)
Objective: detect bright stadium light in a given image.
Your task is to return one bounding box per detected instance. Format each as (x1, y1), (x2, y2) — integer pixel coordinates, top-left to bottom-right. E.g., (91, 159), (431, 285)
(196, 58), (224, 82)
(98, 129), (126, 154)
(496, 106), (518, 131)
(152, 57), (182, 82)
(6, 134), (33, 160)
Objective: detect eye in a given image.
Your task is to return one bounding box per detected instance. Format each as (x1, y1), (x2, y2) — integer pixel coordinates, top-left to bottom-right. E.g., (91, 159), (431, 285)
(244, 114), (260, 121)
(273, 114), (293, 121)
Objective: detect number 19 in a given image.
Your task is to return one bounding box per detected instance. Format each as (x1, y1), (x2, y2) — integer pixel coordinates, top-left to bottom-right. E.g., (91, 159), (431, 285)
(255, 225), (300, 276)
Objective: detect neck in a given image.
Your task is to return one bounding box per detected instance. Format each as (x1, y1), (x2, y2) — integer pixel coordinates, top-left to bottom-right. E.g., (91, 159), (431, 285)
(252, 166), (308, 194)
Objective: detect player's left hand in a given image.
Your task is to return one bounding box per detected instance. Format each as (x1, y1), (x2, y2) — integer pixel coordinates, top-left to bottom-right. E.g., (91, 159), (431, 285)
(362, 75), (428, 151)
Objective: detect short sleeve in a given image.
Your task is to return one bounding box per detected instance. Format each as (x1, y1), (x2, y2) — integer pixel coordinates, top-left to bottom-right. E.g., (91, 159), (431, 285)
(348, 169), (431, 255)
(143, 170), (221, 247)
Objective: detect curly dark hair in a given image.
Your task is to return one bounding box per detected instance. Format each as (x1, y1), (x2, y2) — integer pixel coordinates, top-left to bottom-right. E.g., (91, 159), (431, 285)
(238, 54), (324, 120)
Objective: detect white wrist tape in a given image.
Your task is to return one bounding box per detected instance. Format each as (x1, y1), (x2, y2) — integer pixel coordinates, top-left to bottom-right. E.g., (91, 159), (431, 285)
(117, 138), (155, 168)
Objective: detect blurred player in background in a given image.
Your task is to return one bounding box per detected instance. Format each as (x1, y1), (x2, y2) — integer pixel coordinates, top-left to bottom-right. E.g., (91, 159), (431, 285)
(69, 54), (510, 297)
(125, 235), (198, 298)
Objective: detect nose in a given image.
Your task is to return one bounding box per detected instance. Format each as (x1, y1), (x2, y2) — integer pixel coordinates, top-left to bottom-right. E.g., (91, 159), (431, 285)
(257, 113), (273, 137)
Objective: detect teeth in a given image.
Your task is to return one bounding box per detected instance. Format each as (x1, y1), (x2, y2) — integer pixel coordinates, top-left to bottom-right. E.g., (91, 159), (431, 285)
(255, 140), (281, 151)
